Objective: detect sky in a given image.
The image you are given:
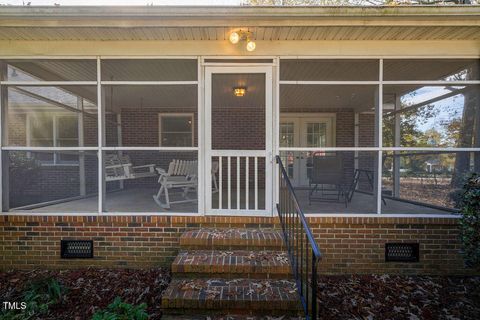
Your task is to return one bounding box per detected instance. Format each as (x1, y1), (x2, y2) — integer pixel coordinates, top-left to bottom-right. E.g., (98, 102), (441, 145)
(1, 0), (243, 5)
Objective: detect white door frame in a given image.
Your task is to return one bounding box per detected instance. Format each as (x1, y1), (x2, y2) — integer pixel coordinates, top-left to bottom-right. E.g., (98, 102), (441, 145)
(279, 113), (336, 187)
(204, 66), (274, 216)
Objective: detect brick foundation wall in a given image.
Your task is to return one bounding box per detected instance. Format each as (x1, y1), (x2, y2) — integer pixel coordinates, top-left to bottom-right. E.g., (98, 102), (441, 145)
(0, 215), (472, 275)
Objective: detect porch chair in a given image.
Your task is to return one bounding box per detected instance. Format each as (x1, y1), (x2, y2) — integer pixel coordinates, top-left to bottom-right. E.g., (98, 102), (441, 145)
(153, 159), (198, 209)
(105, 153), (157, 182)
(309, 152), (348, 207)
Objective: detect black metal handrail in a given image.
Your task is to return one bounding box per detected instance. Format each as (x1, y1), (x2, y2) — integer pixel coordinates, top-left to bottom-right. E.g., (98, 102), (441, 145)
(276, 155), (322, 320)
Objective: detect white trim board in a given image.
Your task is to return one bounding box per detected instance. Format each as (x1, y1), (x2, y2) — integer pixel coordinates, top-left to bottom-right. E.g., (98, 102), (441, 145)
(204, 65), (274, 216)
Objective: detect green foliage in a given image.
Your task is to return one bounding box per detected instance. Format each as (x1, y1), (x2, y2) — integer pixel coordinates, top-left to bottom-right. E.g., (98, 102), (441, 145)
(0, 277), (65, 320)
(459, 173), (480, 268)
(91, 297), (148, 320)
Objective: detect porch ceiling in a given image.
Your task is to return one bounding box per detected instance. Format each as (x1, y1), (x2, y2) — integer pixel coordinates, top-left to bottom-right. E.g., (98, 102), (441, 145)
(0, 6), (479, 41)
(1, 25), (480, 41)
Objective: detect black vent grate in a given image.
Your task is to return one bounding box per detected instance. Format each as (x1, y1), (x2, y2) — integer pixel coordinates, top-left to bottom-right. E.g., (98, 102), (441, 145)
(385, 243), (419, 262)
(61, 240), (93, 259)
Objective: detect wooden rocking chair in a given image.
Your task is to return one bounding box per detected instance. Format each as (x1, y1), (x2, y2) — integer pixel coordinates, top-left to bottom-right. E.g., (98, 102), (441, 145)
(153, 159), (198, 209)
(105, 153), (157, 182)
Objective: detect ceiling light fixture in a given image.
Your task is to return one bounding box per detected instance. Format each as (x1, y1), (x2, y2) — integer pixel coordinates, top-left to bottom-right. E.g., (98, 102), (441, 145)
(229, 32), (240, 44)
(233, 87), (246, 97)
(246, 41), (256, 52)
(229, 30), (256, 52)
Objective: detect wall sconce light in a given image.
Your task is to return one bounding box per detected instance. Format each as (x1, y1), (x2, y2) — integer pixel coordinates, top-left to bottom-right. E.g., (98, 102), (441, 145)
(233, 87), (246, 97)
(229, 30), (256, 52)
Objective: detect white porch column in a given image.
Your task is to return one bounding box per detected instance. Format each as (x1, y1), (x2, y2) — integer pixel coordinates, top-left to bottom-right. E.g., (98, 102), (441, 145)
(116, 113), (124, 190)
(97, 58), (106, 213)
(354, 112), (359, 173)
(0, 62), (9, 211)
(78, 97), (86, 197)
(373, 86), (380, 198)
(393, 94), (401, 197)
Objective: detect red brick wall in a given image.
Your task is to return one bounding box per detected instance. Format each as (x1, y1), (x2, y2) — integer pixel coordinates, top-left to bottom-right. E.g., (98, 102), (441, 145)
(118, 108), (198, 147)
(7, 113), (26, 146)
(212, 106), (266, 189)
(212, 107), (265, 150)
(0, 215), (472, 275)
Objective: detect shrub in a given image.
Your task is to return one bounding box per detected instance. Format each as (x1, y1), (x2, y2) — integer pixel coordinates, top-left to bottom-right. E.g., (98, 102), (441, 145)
(459, 173), (480, 268)
(91, 297), (148, 320)
(0, 277), (65, 320)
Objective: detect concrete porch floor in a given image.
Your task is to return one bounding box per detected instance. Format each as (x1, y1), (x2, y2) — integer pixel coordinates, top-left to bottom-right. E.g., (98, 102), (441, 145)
(17, 187), (455, 215)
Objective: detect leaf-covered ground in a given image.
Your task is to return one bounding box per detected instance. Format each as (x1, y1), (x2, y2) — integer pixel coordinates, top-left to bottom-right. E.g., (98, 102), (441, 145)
(0, 268), (170, 320)
(317, 275), (480, 320)
(1, 270), (479, 319)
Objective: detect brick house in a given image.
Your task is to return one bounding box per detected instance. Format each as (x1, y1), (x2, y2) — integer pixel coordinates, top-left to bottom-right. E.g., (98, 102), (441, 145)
(0, 5), (479, 279)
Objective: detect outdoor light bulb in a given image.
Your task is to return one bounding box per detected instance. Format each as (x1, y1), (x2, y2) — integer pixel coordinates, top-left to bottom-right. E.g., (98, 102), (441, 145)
(233, 87), (246, 97)
(229, 32), (240, 44)
(246, 41), (256, 52)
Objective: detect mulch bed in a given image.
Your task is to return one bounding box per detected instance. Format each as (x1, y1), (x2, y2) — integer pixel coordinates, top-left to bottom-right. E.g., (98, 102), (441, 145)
(317, 274), (480, 320)
(1, 269), (479, 319)
(0, 268), (170, 320)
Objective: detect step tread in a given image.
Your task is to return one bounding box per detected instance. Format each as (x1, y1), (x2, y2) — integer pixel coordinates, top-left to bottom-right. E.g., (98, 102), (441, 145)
(162, 278), (301, 311)
(162, 316), (305, 320)
(180, 229), (285, 249)
(172, 250), (291, 276)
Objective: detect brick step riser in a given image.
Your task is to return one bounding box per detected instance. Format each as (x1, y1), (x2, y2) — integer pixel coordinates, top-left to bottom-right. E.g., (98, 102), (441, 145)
(162, 316), (306, 320)
(172, 263), (291, 278)
(180, 244), (285, 251)
(171, 272), (291, 279)
(162, 307), (302, 317)
(179, 229), (286, 252)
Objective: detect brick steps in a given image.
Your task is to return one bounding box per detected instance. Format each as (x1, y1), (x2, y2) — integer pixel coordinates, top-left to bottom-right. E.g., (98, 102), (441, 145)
(162, 228), (301, 317)
(179, 228), (285, 250)
(161, 278), (301, 316)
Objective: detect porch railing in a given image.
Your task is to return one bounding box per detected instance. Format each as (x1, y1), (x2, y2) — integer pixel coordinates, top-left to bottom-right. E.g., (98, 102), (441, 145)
(276, 155), (322, 320)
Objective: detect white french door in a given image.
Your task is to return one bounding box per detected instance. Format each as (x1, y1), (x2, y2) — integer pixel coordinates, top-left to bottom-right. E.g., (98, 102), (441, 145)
(205, 66), (273, 215)
(280, 115), (335, 187)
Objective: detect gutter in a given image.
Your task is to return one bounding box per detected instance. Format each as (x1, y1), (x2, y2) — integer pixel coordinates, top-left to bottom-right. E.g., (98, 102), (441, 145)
(0, 6), (480, 27)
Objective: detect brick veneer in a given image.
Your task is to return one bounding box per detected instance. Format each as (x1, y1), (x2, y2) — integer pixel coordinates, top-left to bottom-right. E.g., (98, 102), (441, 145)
(0, 215), (472, 275)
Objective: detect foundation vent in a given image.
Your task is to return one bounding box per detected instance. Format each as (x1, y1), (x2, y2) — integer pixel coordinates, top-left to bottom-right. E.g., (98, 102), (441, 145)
(61, 240), (93, 259)
(385, 243), (419, 262)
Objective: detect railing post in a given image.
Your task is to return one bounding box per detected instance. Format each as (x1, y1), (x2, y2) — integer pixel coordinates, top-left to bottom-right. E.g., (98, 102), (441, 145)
(311, 253), (318, 320)
(275, 156), (321, 320)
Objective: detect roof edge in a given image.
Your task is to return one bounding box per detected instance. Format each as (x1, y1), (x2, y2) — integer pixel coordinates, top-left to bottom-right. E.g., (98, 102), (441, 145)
(1, 6), (480, 28)
(1, 5), (480, 17)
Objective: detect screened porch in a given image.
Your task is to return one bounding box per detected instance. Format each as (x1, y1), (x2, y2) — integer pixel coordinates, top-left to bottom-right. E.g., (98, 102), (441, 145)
(0, 58), (478, 215)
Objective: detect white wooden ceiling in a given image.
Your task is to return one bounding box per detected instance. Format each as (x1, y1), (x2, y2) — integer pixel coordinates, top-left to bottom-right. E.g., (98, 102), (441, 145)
(0, 26), (479, 41)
